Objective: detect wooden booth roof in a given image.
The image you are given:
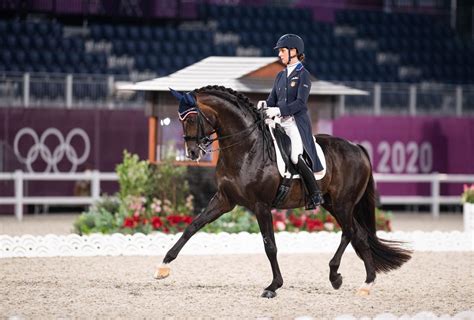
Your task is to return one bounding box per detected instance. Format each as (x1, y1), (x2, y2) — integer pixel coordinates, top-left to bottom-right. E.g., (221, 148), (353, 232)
(116, 56), (368, 96)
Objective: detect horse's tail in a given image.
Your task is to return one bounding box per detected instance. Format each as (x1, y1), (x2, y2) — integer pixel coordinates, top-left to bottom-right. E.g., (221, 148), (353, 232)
(353, 145), (412, 273)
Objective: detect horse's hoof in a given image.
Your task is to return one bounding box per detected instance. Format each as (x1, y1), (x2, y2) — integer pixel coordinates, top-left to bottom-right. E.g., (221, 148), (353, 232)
(154, 264), (170, 280)
(356, 288), (370, 296)
(261, 290), (277, 299)
(331, 274), (343, 290)
(356, 282), (374, 296)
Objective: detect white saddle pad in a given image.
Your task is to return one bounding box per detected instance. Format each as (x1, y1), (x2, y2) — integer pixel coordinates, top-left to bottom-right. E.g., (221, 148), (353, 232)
(266, 118), (326, 180)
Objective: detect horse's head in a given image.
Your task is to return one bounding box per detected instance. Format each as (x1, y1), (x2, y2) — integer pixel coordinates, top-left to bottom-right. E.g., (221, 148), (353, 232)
(170, 88), (216, 161)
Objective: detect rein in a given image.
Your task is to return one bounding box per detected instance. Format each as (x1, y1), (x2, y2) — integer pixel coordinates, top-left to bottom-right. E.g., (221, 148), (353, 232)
(205, 122), (261, 153)
(182, 108), (264, 154)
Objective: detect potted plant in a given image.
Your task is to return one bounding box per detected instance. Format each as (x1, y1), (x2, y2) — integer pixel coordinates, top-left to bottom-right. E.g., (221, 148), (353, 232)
(462, 184), (474, 232)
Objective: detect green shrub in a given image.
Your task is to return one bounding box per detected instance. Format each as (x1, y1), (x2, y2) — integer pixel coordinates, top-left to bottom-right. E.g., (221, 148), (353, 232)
(73, 196), (118, 235)
(462, 184), (474, 204)
(201, 206), (260, 233)
(147, 155), (190, 210)
(116, 151), (149, 201)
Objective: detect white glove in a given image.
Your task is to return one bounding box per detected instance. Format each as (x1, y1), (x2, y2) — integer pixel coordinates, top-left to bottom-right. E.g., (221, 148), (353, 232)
(256, 100), (267, 110)
(264, 107), (281, 119)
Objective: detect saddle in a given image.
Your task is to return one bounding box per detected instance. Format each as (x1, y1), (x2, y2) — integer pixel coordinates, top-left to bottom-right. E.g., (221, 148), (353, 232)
(266, 118), (327, 207)
(267, 118), (327, 180)
(272, 124), (298, 175)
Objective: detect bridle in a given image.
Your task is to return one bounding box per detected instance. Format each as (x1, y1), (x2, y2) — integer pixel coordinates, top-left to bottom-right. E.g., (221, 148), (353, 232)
(180, 107), (263, 154)
(181, 108), (216, 154)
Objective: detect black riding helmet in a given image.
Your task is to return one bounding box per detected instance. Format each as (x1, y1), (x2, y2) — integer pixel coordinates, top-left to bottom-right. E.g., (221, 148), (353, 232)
(273, 34), (304, 54)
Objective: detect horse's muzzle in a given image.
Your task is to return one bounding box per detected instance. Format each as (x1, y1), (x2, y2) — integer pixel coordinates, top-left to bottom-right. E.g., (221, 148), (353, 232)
(187, 148), (200, 161)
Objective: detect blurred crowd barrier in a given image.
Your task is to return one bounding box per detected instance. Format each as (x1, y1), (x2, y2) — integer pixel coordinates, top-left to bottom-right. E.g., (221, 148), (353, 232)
(0, 72), (145, 109)
(1, 71), (473, 116)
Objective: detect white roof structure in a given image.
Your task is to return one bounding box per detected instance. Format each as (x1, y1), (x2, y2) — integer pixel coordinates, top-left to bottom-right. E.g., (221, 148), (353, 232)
(116, 56), (368, 96)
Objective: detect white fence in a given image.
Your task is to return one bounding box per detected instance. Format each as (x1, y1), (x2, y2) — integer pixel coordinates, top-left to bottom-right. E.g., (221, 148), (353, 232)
(0, 171), (117, 221)
(375, 173), (474, 218)
(1, 171), (474, 221)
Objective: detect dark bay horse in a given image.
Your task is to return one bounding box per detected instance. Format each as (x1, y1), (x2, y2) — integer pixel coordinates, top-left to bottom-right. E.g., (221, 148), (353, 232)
(155, 85), (412, 298)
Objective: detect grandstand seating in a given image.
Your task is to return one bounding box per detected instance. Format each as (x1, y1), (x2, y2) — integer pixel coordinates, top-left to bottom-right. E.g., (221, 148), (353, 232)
(335, 10), (473, 84)
(0, 4), (473, 89)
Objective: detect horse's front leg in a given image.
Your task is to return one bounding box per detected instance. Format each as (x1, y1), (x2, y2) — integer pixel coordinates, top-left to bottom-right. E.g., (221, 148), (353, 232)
(254, 202), (283, 298)
(154, 191), (234, 279)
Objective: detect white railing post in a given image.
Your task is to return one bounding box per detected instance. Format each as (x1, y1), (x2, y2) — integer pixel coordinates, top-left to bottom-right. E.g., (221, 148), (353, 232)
(14, 170), (24, 221)
(107, 75), (115, 110)
(431, 174), (440, 219)
(338, 95), (345, 116)
(409, 84), (417, 115)
(450, 0), (457, 29)
(91, 170), (100, 202)
(23, 73), (30, 107)
(455, 86), (463, 116)
(373, 84), (381, 115)
(66, 74), (73, 108)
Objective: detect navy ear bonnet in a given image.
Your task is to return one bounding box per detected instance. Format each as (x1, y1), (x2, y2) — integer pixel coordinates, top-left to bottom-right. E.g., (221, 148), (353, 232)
(169, 88), (198, 121)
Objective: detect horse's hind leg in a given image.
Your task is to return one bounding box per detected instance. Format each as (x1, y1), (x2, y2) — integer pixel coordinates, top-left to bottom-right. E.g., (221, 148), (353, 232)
(351, 220), (376, 296)
(329, 231), (352, 289)
(155, 191), (234, 279)
(254, 202), (283, 298)
(328, 204), (354, 290)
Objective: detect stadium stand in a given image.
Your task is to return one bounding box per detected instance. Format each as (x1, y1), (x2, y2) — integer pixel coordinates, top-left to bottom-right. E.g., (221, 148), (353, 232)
(0, 3), (473, 103)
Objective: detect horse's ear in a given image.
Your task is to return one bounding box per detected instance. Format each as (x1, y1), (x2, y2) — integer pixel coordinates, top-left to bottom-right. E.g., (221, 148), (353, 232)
(183, 92), (196, 106)
(169, 88), (183, 101)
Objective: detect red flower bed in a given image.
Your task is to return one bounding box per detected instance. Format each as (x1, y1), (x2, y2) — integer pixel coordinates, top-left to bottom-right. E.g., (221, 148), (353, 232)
(305, 217), (324, 232)
(122, 214), (193, 233)
(271, 207), (391, 233)
(273, 207), (341, 232)
(118, 197), (195, 234)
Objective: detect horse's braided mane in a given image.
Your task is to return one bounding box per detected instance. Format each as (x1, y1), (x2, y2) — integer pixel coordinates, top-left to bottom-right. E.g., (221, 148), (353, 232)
(194, 85), (261, 120)
(194, 85), (274, 160)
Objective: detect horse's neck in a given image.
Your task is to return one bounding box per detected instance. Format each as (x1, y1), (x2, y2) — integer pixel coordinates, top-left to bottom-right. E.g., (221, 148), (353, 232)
(210, 104), (256, 140)
(210, 104), (263, 166)
(216, 114), (254, 138)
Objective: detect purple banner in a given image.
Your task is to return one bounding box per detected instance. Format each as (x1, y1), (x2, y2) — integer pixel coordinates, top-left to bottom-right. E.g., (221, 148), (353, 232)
(0, 107), (147, 213)
(331, 116), (474, 196)
(1, 107), (147, 172)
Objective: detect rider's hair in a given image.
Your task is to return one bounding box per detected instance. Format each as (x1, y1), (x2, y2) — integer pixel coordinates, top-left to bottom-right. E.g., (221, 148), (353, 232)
(297, 53), (305, 62)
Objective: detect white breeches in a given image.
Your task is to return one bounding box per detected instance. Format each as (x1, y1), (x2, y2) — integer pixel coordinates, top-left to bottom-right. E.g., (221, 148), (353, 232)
(281, 117), (303, 165)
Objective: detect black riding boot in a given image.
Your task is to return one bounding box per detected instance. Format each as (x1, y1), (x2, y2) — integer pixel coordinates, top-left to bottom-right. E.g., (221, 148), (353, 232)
(296, 155), (324, 210)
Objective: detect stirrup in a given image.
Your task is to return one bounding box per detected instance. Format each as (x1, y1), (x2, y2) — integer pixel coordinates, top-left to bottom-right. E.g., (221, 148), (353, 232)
(305, 192), (324, 210)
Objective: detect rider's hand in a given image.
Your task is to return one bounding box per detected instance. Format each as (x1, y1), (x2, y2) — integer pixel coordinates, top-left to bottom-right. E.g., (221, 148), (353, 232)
(257, 100), (267, 110)
(264, 107), (281, 119)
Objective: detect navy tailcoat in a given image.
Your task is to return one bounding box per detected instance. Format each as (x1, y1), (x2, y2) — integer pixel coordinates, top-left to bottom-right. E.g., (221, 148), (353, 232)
(266, 63), (323, 172)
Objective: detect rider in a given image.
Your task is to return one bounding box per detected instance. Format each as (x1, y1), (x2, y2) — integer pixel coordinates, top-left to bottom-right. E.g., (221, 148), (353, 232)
(261, 34), (324, 209)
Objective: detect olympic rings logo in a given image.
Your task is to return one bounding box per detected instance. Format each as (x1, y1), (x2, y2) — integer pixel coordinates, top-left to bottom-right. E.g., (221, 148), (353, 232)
(14, 127), (91, 173)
